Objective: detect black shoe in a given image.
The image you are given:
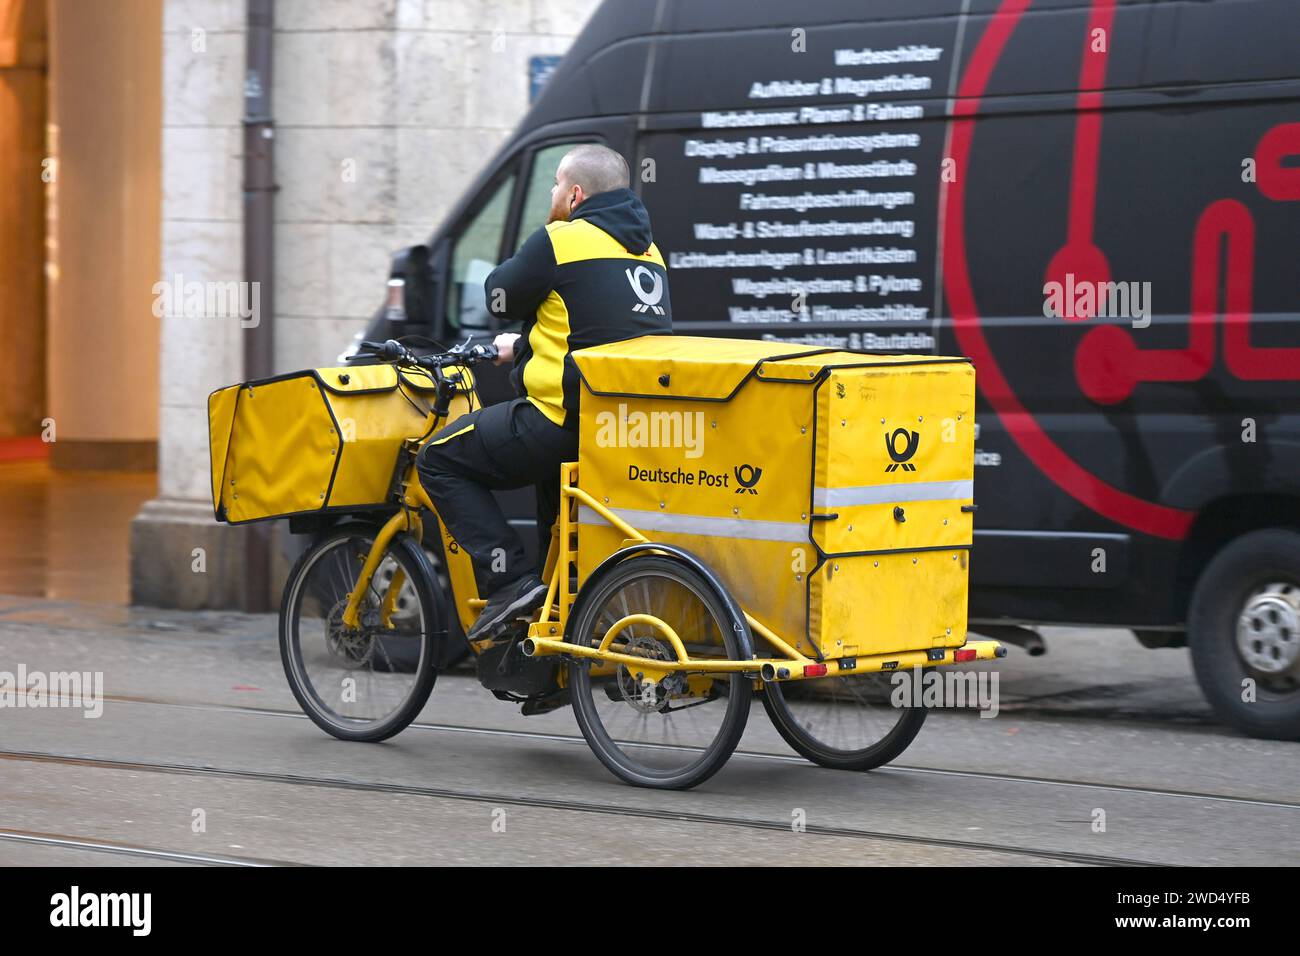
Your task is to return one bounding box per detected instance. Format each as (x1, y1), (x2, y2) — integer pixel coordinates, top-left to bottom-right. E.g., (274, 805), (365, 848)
(467, 575), (548, 642)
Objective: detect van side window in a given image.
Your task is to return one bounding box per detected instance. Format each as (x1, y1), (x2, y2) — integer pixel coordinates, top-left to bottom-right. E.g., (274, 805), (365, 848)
(514, 143), (587, 250)
(448, 173), (516, 331)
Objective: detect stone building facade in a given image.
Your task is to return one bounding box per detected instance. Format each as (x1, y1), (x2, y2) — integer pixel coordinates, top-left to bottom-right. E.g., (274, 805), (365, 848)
(131, 0), (601, 608)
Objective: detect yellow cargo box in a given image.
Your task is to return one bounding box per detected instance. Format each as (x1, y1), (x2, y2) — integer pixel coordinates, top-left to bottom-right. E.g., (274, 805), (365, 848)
(208, 364), (473, 524)
(573, 335), (975, 661)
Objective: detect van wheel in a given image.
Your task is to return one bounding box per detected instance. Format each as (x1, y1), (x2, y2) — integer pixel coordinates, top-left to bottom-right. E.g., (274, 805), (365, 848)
(1189, 529), (1300, 741)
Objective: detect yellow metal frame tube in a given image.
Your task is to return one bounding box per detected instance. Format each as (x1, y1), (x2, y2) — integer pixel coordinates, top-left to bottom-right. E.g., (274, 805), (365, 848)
(378, 566), (406, 628)
(341, 463), (428, 630)
(525, 636), (1004, 678)
(535, 535), (562, 627)
(567, 485), (644, 542)
(743, 612), (813, 666)
(341, 507), (410, 628)
(597, 613), (687, 659)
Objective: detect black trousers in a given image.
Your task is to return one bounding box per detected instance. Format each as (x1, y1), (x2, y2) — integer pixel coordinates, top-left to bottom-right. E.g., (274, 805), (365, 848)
(416, 397), (578, 597)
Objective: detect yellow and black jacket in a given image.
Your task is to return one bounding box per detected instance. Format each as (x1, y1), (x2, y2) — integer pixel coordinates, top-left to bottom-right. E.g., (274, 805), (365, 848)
(485, 187), (671, 430)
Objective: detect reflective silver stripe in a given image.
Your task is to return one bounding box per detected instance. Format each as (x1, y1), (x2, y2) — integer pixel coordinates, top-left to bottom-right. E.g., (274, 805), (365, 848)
(813, 479), (974, 509)
(578, 505), (808, 543)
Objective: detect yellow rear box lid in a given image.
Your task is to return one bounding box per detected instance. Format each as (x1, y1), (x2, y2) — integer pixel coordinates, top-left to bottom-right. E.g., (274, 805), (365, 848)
(573, 335), (961, 399)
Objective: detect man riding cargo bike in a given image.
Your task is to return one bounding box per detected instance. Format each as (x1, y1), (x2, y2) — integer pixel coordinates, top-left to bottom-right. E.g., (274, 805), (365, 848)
(207, 146), (1004, 790)
(418, 144), (671, 654)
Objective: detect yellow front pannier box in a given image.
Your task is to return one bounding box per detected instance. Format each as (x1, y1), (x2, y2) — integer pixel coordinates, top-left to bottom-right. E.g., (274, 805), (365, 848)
(208, 364), (470, 524)
(573, 336), (975, 661)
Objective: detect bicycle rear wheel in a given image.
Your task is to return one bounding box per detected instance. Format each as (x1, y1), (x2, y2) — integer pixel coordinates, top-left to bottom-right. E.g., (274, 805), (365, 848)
(280, 523), (441, 742)
(566, 554), (751, 790)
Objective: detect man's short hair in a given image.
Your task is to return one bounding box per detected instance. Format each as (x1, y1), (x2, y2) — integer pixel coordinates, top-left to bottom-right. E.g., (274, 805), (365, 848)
(560, 144), (630, 196)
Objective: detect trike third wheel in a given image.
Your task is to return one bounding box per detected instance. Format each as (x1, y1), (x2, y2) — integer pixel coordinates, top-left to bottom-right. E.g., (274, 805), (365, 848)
(761, 670), (928, 771)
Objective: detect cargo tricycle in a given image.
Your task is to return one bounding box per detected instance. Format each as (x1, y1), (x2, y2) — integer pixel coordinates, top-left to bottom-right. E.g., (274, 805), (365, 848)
(208, 335), (1004, 789)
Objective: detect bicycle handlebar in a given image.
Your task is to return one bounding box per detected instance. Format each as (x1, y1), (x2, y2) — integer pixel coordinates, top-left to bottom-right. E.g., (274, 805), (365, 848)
(355, 338), (499, 370)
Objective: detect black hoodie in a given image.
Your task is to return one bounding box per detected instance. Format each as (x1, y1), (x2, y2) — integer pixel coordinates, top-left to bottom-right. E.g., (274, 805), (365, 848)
(569, 186), (654, 254)
(484, 187), (672, 430)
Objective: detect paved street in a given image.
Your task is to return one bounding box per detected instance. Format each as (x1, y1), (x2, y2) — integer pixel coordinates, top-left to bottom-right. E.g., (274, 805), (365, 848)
(1, 594), (1295, 866)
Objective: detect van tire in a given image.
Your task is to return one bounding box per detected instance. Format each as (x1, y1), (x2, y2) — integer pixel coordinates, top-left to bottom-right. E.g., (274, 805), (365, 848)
(1189, 529), (1300, 741)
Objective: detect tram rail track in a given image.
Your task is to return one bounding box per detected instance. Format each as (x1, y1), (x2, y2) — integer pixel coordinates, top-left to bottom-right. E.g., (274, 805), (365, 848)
(53, 691), (1300, 812)
(0, 747), (1172, 867)
(0, 826), (290, 867)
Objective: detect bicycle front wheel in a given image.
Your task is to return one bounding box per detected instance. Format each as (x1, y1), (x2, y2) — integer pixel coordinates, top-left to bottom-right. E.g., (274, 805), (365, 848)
(279, 523), (441, 742)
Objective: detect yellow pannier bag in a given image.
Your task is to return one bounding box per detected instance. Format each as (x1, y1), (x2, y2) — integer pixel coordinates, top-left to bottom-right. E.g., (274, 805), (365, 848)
(572, 335), (975, 661)
(208, 364), (473, 524)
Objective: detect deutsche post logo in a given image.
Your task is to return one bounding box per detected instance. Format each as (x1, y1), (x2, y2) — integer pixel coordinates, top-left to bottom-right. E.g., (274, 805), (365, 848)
(885, 428), (919, 472)
(734, 464), (762, 494)
(625, 266), (666, 315)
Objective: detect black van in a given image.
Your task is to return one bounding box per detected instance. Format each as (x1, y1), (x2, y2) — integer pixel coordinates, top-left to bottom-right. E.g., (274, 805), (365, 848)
(351, 0), (1300, 740)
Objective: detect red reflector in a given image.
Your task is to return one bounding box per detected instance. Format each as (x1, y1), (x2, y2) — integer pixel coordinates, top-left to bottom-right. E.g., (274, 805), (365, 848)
(803, 664), (828, 677)
(954, 649), (977, 663)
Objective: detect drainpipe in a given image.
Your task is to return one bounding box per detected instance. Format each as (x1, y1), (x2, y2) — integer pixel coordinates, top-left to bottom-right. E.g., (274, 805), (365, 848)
(242, 0), (275, 611)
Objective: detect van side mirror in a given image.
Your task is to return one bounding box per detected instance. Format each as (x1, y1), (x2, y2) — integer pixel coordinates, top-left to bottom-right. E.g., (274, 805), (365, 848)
(387, 244), (434, 326)
(457, 258), (497, 331)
